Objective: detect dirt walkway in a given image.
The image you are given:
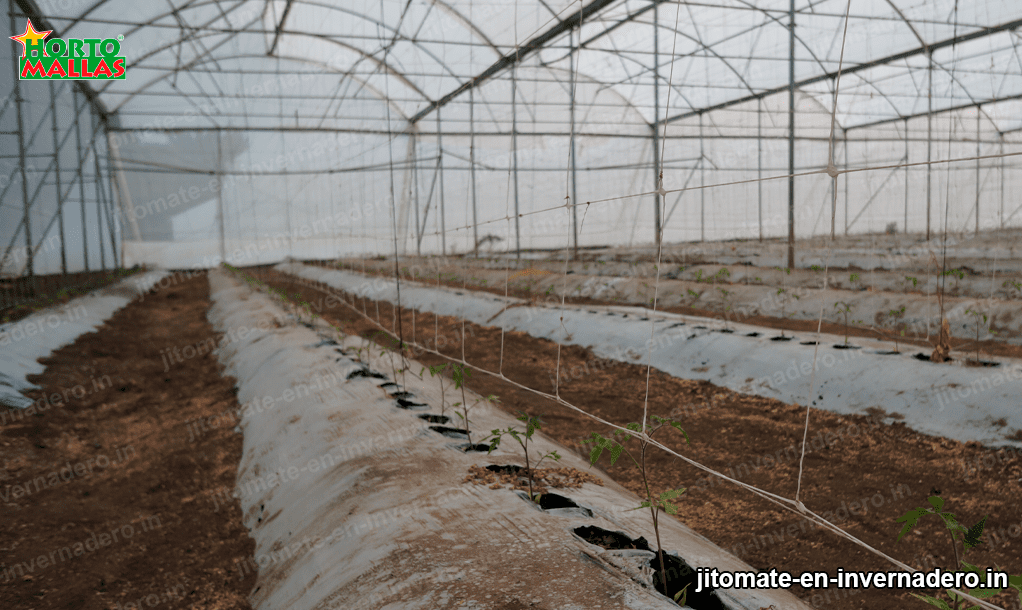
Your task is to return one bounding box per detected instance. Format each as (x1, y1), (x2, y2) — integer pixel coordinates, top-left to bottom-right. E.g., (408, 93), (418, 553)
(262, 267), (1022, 610)
(0, 273), (255, 609)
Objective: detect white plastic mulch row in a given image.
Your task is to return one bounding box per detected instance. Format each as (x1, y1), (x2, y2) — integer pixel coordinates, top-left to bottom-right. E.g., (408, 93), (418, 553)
(0, 271), (172, 410)
(207, 269), (809, 610)
(278, 262), (1022, 448)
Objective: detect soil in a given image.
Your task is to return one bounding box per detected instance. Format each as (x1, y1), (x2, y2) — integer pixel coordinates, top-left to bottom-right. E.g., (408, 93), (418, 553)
(1, 269), (144, 325)
(0, 273), (255, 609)
(262, 266), (1022, 610)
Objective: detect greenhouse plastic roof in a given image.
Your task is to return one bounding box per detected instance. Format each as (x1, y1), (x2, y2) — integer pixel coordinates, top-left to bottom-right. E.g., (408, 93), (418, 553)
(32, 0), (1022, 134)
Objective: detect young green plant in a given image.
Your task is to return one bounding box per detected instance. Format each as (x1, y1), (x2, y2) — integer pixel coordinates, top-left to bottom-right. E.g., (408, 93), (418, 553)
(585, 416), (690, 603)
(895, 495), (1022, 610)
(714, 268), (733, 330)
(887, 305), (907, 352)
(833, 300), (854, 345)
(450, 363), (474, 444)
(485, 413), (561, 502)
(428, 363), (450, 416)
(964, 308), (989, 364)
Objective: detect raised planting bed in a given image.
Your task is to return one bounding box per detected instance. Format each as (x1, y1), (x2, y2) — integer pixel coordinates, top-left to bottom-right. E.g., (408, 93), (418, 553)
(208, 269), (813, 610)
(280, 263), (1022, 447)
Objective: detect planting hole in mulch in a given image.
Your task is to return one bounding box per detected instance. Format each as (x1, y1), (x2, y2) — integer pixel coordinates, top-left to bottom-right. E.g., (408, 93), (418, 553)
(800, 341), (818, 346)
(533, 492), (581, 510)
(379, 381), (398, 388)
(648, 553), (727, 610)
(833, 344), (860, 350)
(396, 398), (429, 410)
(460, 443), (492, 453)
(429, 425), (470, 439)
(667, 322), (686, 329)
(486, 464), (523, 475)
(965, 359), (1001, 367)
(770, 336), (793, 341)
(717, 328), (734, 334)
(418, 414), (450, 424)
(389, 390), (414, 399)
(576, 525), (727, 608)
(877, 350), (902, 355)
(693, 325), (707, 330)
(346, 367), (386, 380)
(314, 339), (338, 347)
(745, 332), (760, 337)
(574, 525), (650, 551)
(913, 353), (932, 361)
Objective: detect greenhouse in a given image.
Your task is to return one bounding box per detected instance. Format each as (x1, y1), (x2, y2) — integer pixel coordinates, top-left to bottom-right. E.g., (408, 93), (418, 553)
(1, 1), (1021, 609)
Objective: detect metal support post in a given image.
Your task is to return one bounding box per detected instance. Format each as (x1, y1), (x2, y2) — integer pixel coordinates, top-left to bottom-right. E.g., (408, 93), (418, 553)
(512, 66), (521, 260)
(436, 109), (446, 255)
(652, 1), (661, 248)
(11, 0), (33, 283)
(72, 88), (90, 271)
(48, 81), (67, 275)
(758, 98), (763, 242)
(787, 0), (796, 269)
(470, 88), (479, 257)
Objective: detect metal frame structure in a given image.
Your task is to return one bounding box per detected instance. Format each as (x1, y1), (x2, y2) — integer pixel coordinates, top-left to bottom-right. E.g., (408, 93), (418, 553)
(3, 0), (1022, 275)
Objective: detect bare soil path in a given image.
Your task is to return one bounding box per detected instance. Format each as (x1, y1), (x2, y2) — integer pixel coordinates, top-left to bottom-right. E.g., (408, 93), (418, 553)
(0, 272), (255, 610)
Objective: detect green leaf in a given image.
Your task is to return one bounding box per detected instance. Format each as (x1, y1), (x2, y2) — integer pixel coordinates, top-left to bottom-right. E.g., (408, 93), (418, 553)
(895, 507), (931, 542)
(674, 583), (690, 605)
(928, 496), (945, 511)
(609, 443), (624, 466)
(964, 516), (987, 550)
(667, 421), (690, 444)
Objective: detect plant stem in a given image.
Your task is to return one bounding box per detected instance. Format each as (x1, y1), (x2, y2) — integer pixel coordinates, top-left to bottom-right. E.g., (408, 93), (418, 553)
(523, 435), (533, 499)
(638, 438), (669, 596)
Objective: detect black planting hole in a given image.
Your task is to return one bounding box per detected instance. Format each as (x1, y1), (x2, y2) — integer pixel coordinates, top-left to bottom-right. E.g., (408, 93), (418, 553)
(429, 426), (470, 439)
(913, 353), (932, 361)
(745, 332), (761, 337)
(346, 368), (386, 380)
(389, 391), (414, 399)
(771, 336), (793, 342)
(461, 443), (491, 453)
(800, 341), (818, 346)
(574, 525), (650, 551)
(877, 350), (901, 355)
(667, 323), (686, 330)
(717, 328), (734, 334)
(379, 382), (399, 388)
(693, 325), (707, 330)
(486, 464), (523, 475)
(314, 339), (338, 347)
(418, 414), (449, 424)
(396, 399), (429, 410)
(648, 554), (727, 610)
(833, 344), (860, 350)
(966, 359), (1001, 368)
(535, 493), (580, 510)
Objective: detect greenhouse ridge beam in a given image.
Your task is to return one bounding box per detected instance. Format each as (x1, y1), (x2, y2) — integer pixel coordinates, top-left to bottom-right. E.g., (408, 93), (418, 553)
(408, 0), (620, 125)
(844, 91), (1022, 132)
(659, 16), (1022, 126)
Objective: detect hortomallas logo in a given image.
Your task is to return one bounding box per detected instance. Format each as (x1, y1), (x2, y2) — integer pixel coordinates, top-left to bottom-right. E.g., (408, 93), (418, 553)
(10, 19), (125, 80)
